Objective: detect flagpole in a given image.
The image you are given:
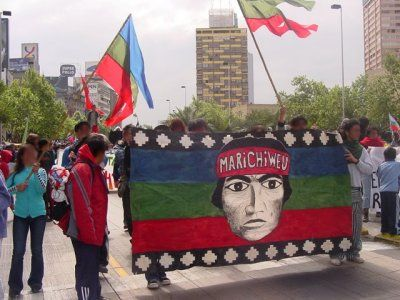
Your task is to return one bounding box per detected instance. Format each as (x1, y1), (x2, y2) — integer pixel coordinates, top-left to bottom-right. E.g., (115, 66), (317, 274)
(237, 1), (283, 107)
(78, 14), (132, 95)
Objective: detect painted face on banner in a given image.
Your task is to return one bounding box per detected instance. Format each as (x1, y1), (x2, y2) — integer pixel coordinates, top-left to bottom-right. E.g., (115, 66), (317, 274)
(213, 137), (291, 242)
(222, 174), (285, 241)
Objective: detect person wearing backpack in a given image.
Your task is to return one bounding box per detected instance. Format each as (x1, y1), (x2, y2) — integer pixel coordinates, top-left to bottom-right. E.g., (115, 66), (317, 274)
(7, 144), (48, 298)
(63, 134), (109, 300)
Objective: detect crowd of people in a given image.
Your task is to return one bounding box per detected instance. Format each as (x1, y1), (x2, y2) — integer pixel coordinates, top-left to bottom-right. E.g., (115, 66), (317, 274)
(0, 110), (399, 299)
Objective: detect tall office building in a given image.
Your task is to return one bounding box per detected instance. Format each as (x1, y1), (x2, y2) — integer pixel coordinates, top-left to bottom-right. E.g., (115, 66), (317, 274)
(196, 9), (249, 107)
(363, 0), (400, 74)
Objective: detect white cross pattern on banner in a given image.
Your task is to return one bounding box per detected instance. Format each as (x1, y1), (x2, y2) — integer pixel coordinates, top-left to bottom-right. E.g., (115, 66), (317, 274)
(133, 131), (149, 147)
(180, 135), (194, 149)
(156, 134), (171, 149)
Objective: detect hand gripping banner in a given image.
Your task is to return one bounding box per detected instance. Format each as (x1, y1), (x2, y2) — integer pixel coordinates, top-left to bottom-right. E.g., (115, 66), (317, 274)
(129, 129), (353, 274)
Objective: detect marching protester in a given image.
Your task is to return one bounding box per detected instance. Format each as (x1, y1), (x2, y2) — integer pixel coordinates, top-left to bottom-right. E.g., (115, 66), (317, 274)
(170, 118), (187, 133)
(377, 147), (400, 237)
(63, 134), (109, 300)
(360, 127), (385, 148)
(330, 119), (373, 266)
(360, 127), (385, 222)
(0, 150), (13, 179)
(113, 125), (134, 234)
(7, 144), (48, 298)
(38, 139), (55, 222)
(276, 106), (308, 131)
(87, 105), (100, 133)
(188, 118), (209, 133)
(62, 121), (91, 168)
(0, 170), (13, 298)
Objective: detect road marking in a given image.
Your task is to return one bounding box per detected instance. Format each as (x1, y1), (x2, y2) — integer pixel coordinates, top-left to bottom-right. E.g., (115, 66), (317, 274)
(109, 255), (129, 278)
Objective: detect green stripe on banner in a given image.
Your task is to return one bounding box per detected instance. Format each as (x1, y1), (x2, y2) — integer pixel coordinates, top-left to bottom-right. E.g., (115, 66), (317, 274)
(131, 175), (351, 221)
(107, 34), (130, 72)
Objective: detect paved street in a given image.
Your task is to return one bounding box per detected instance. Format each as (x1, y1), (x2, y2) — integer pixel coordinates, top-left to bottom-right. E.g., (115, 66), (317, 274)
(1, 192), (400, 299)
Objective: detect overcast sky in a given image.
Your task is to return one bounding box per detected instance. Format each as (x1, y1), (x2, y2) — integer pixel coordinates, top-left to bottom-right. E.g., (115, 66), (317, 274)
(3, 0), (364, 126)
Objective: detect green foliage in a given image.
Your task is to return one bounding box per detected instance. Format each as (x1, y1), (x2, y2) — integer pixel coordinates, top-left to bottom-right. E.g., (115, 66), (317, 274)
(282, 54), (400, 130)
(0, 70), (69, 141)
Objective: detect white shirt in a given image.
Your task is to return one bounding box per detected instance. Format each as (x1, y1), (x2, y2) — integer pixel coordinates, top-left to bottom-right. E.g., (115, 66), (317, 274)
(348, 148), (373, 188)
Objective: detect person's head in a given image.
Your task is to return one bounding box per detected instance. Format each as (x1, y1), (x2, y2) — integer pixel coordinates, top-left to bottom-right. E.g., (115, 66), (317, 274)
(122, 125), (134, 143)
(170, 118), (186, 133)
(212, 137), (292, 241)
(15, 144), (38, 173)
(289, 116), (308, 131)
(384, 147), (397, 162)
(26, 133), (40, 148)
(154, 125), (170, 132)
(343, 119), (361, 141)
(38, 139), (50, 152)
(367, 126), (380, 139)
(359, 117), (370, 132)
(188, 118), (209, 133)
(250, 125), (267, 137)
(85, 134), (110, 165)
(0, 150), (13, 163)
(74, 121), (91, 140)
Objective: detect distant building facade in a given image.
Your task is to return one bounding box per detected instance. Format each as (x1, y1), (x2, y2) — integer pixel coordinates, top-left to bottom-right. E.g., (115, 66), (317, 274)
(196, 9), (250, 107)
(363, 0), (400, 74)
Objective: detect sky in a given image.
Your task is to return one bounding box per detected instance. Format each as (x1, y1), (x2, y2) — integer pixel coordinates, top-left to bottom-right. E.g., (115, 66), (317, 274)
(2, 0), (364, 126)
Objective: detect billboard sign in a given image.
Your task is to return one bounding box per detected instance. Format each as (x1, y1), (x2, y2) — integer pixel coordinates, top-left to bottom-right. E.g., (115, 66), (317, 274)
(85, 61), (98, 76)
(9, 58), (30, 72)
(22, 43), (39, 61)
(60, 64), (76, 77)
(88, 82), (100, 103)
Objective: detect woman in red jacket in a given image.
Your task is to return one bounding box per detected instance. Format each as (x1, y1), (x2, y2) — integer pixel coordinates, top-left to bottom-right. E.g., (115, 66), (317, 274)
(66, 134), (109, 300)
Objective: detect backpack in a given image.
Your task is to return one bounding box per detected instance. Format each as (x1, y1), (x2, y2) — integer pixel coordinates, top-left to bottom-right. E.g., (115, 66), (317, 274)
(50, 163), (94, 223)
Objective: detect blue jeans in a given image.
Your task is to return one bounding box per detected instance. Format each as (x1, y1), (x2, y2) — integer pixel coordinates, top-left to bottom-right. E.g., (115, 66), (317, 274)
(8, 215), (46, 294)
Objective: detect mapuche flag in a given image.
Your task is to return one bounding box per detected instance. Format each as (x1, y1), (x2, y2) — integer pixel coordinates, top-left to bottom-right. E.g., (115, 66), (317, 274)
(238, 0), (318, 38)
(95, 15), (153, 126)
(130, 129), (352, 274)
(389, 113), (400, 132)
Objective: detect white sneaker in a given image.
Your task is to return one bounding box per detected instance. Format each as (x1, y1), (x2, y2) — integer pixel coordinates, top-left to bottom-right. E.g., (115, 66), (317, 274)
(348, 257), (364, 264)
(147, 280), (160, 290)
(330, 258), (342, 266)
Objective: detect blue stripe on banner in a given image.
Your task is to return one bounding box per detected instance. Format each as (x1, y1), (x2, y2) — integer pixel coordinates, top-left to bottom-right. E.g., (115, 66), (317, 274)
(131, 146), (348, 183)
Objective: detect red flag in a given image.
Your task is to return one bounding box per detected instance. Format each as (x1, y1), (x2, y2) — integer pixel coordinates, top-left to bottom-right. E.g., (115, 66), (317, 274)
(81, 76), (106, 116)
(81, 76), (93, 110)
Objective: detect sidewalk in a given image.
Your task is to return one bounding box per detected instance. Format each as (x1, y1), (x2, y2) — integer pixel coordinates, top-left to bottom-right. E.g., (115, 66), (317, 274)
(362, 213), (400, 246)
(1, 194), (400, 299)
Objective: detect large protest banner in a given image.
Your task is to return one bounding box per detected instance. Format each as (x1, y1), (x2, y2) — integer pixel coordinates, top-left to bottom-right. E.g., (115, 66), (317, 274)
(367, 147), (400, 212)
(129, 129), (353, 274)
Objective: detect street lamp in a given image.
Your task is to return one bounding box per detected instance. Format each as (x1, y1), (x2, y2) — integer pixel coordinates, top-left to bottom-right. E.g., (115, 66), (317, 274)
(166, 99), (171, 115)
(181, 85), (187, 107)
(331, 4), (345, 120)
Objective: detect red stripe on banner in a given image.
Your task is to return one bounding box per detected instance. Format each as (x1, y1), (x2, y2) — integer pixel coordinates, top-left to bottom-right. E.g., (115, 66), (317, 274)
(95, 54), (134, 126)
(246, 16), (318, 38)
(132, 207), (352, 253)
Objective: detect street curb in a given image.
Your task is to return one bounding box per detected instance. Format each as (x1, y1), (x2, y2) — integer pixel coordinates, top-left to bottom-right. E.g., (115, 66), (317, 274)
(374, 235), (400, 247)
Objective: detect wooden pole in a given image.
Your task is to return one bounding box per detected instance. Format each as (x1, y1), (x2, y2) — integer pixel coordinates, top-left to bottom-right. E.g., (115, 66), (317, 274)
(237, 1), (283, 107)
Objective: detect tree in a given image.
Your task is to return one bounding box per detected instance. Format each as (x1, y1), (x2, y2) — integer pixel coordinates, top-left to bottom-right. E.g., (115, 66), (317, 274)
(0, 70), (69, 141)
